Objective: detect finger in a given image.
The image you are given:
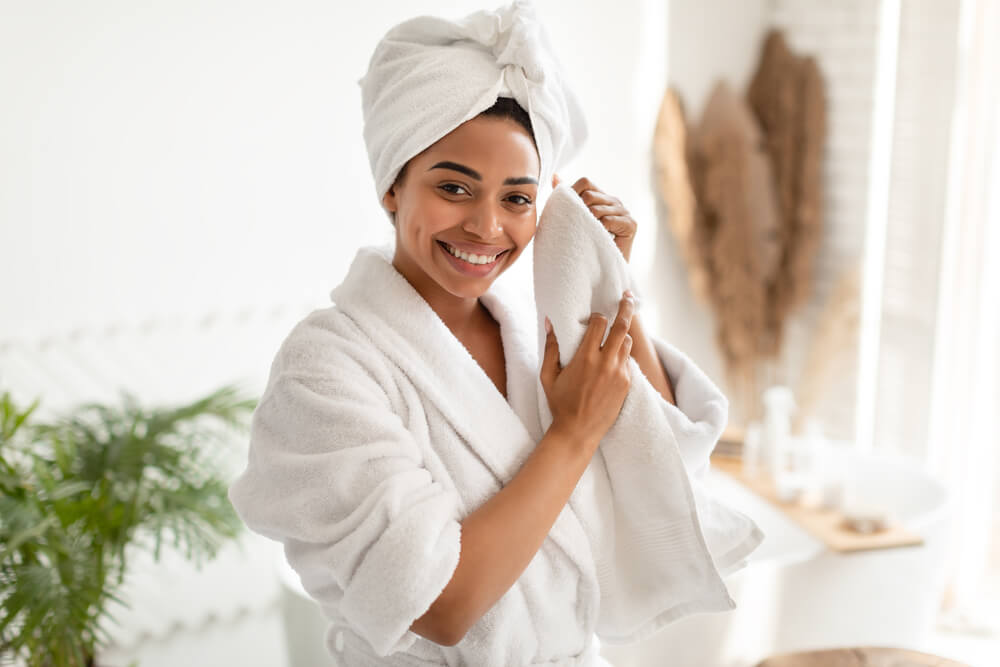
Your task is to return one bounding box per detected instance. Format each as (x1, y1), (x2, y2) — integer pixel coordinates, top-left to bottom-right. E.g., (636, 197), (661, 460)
(552, 173), (561, 187)
(579, 190), (619, 207)
(540, 317), (561, 385)
(572, 177), (599, 197)
(587, 204), (626, 218)
(580, 312), (609, 354)
(603, 294), (636, 355)
(619, 333), (633, 362)
(598, 215), (636, 238)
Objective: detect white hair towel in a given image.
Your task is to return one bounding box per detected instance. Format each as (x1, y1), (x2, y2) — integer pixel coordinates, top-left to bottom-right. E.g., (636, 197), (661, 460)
(358, 0), (588, 219)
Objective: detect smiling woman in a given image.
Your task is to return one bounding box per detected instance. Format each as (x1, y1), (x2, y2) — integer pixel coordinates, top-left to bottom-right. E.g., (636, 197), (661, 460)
(227, 2), (723, 666)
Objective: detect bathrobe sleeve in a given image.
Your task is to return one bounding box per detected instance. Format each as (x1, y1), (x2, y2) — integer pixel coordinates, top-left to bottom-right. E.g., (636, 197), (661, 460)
(228, 321), (464, 656)
(646, 334), (730, 482)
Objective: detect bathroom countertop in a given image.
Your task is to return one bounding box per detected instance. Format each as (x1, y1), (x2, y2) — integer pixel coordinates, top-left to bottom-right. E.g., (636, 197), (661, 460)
(710, 454), (925, 553)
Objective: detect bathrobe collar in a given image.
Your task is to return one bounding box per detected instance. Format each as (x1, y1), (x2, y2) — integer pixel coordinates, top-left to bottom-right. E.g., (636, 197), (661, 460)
(331, 242), (549, 480)
(330, 242), (598, 600)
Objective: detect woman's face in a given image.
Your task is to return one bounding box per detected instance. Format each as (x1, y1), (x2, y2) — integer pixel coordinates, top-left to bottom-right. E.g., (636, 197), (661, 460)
(383, 115), (540, 301)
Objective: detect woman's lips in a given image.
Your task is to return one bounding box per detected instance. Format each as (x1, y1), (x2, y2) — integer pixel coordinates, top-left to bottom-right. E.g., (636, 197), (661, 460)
(441, 240), (511, 255)
(437, 240), (508, 276)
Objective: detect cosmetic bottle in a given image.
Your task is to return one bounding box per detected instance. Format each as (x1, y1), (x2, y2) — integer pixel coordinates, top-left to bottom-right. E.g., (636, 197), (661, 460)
(742, 421), (763, 479)
(798, 418), (845, 510)
(761, 385), (798, 497)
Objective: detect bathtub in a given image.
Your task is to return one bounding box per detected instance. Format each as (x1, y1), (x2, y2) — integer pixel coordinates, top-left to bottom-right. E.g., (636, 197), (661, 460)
(598, 439), (952, 667)
(276, 440), (951, 667)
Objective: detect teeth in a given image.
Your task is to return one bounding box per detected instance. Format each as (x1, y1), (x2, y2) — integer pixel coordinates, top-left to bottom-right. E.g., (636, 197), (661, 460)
(443, 242), (502, 265)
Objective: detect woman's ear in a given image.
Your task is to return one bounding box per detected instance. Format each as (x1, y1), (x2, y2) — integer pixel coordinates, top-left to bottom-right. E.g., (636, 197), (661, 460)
(382, 186), (397, 213)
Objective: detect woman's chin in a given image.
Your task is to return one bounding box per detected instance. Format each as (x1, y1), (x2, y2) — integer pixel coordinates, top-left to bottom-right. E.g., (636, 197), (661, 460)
(444, 277), (492, 300)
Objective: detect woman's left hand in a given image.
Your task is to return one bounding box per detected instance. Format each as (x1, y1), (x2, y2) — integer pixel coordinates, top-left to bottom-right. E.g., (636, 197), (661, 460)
(569, 177), (638, 263)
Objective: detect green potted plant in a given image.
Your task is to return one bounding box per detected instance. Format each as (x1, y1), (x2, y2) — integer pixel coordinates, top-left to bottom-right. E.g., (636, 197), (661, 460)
(0, 385), (257, 666)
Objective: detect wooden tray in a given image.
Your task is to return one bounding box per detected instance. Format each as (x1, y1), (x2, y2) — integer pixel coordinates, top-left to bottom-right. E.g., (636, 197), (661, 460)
(711, 454), (924, 553)
(756, 646), (969, 666)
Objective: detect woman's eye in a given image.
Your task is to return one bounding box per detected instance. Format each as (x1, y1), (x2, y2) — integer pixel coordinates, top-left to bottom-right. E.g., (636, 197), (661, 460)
(440, 183), (468, 195)
(508, 194), (532, 206)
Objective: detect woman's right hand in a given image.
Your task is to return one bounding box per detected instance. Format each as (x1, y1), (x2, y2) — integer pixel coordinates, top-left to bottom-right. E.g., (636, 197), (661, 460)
(539, 291), (636, 452)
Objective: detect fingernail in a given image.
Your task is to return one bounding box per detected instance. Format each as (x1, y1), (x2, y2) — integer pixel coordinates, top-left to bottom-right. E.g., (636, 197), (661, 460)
(624, 289), (633, 298)
(545, 316), (552, 333)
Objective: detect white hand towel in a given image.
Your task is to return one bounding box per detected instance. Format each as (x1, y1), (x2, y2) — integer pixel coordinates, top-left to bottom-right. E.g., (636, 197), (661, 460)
(533, 183), (765, 643)
(358, 0), (588, 221)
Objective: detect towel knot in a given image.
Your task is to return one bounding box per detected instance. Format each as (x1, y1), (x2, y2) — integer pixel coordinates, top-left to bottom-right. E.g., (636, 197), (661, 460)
(490, 4), (547, 84)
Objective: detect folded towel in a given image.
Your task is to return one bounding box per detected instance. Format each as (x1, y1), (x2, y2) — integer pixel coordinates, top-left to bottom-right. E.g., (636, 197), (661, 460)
(358, 0), (588, 222)
(533, 183), (765, 643)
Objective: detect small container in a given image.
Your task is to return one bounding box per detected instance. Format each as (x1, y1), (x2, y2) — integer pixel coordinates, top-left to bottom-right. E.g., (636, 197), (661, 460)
(742, 421), (763, 479)
(793, 420), (823, 477)
(776, 471), (806, 503)
(841, 503), (892, 534)
(797, 419), (842, 510)
(760, 385), (797, 483)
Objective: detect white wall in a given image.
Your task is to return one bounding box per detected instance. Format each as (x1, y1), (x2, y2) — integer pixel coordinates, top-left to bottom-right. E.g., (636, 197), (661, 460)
(666, 0), (770, 119)
(2, 1), (378, 341)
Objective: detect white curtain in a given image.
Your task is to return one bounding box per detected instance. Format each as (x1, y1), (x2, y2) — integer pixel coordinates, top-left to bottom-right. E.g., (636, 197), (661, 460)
(923, 0), (1000, 631)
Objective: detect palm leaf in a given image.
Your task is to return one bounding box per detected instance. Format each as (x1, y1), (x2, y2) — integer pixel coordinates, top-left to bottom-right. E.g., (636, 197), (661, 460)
(0, 384), (255, 665)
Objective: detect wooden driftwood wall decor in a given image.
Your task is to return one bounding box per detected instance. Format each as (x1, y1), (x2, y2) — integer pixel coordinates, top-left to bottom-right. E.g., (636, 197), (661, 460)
(653, 28), (828, 424)
(747, 29), (827, 358)
(691, 81), (784, 414)
(652, 89), (709, 303)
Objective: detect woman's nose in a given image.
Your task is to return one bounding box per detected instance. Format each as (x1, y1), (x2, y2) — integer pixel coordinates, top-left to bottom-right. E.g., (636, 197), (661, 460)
(462, 201), (504, 238)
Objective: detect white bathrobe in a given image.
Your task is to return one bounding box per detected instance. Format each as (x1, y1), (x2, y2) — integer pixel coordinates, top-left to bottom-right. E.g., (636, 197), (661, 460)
(229, 241), (751, 666)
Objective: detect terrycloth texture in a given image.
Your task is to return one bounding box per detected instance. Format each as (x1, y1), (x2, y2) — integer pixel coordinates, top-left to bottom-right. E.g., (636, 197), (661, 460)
(533, 184), (764, 643)
(358, 0), (588, 221)
(228, 239), (761, 664)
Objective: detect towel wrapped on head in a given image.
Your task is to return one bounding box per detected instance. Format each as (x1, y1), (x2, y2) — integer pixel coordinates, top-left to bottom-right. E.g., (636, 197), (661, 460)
(357, 0), (588, 222)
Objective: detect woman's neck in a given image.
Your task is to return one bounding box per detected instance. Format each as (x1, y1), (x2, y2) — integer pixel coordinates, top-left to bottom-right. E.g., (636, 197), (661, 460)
(429, 293), (486, 337)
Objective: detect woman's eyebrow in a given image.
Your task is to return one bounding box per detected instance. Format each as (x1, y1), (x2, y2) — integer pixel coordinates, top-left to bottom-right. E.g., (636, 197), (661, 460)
(428, 160), (538, 186)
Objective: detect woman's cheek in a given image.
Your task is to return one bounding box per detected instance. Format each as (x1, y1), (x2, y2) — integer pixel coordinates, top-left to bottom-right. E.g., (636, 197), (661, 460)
(425, 197), (463, 228)
(517, 215), (537, 247)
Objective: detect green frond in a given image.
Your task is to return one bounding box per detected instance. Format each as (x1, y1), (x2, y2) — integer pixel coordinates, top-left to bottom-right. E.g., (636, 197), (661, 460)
(0, 383), (256, 665)
(0, 390), (41, 443)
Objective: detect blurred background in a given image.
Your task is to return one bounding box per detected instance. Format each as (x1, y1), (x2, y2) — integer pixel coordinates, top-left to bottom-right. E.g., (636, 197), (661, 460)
(1, 0), (997, 665)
